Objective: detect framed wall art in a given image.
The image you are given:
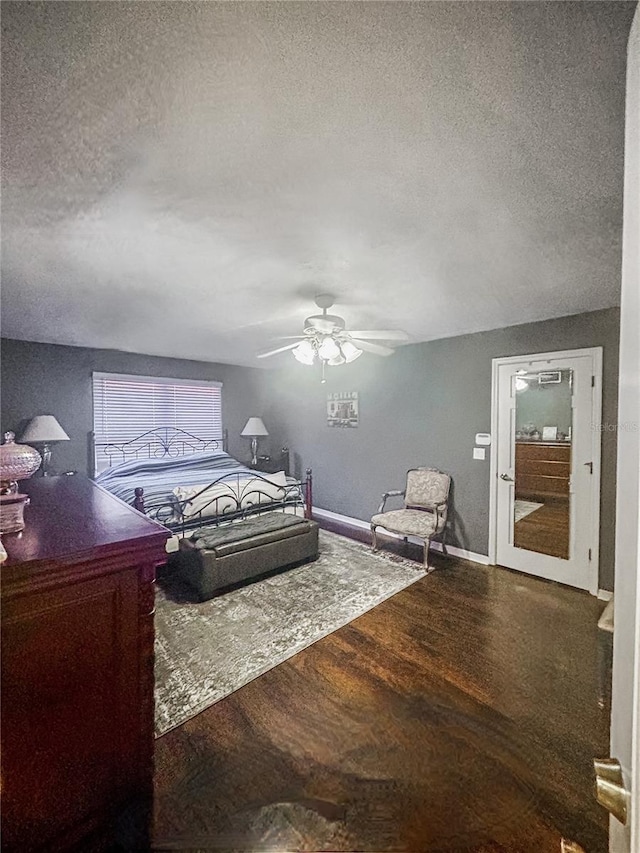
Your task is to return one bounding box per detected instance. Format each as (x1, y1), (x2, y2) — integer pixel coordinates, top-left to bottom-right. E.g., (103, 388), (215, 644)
(327, 391), (359, 428)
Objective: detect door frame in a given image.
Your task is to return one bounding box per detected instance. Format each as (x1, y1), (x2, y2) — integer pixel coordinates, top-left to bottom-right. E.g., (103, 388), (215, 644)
(488, 346), (603, 595)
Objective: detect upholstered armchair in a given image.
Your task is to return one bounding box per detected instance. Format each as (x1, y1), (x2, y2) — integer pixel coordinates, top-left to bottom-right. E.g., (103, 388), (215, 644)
(370, 468), (451, 570)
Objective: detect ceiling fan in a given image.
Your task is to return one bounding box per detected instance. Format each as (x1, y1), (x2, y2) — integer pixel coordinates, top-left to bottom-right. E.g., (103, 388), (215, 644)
(257, 295), (409, 372)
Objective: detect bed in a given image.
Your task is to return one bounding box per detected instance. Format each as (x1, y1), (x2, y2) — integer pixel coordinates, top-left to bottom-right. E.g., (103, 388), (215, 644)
(91, 428), (313, 542)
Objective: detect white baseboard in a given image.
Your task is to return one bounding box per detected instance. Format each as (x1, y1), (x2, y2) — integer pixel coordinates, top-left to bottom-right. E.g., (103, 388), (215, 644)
(597, 589), (613, 601)
(313, 507), (370, 531)
(428, 540), (491, 565)
(313, 507), (490, 566)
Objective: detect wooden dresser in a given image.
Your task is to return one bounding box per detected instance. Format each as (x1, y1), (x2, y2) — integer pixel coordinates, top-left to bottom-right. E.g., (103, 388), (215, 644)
(1, 475), (169, 851)
(515, 440), (572, 501)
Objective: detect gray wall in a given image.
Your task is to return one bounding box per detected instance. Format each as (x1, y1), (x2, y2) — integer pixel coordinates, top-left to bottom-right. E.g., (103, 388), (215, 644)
(0, 339), (270, 475)
(0, 308), (620, 589)
(264, 308), (620, 590)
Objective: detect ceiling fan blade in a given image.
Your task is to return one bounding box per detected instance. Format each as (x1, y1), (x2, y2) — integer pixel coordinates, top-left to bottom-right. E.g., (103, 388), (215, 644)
(257, 342), (301, 359)
(347, 330), (409, 341)
(351, 339), (395, 357)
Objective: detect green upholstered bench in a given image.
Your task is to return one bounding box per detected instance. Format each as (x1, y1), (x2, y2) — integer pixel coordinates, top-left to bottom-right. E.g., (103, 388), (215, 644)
(175, 512), (319, 600)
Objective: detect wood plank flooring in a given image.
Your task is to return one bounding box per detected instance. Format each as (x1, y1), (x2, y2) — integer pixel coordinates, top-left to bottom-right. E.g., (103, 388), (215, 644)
(153, 535), (608, 852)
(514, 502), (570, 560)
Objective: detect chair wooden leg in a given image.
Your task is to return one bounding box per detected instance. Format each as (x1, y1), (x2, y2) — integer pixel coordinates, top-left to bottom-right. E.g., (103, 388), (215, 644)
(371, 524), (378, 552)
(424, 537), (436, 572)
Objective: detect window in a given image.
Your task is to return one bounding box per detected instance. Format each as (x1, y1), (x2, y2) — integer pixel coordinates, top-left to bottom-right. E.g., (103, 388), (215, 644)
(92, 372), (223, 472)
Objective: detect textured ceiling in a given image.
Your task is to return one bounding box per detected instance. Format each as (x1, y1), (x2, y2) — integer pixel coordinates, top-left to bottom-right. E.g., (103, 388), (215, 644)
(1, 1), (635, 367)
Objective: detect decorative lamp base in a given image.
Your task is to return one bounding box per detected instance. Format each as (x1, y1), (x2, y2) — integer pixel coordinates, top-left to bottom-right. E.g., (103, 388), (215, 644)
(41, 443), (53, 476)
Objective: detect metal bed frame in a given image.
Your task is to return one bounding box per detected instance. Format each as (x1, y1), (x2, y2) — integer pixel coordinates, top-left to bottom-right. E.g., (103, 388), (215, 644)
(90, 427), (313, 533)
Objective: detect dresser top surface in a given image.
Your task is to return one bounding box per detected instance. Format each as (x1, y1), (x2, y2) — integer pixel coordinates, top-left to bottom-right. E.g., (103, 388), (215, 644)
(1, 475), (169, 569)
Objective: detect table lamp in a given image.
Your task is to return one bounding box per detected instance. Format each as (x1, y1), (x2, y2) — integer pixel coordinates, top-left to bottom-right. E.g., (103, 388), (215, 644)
(21, 415), (70, 477)
(241, 417), (268, 466)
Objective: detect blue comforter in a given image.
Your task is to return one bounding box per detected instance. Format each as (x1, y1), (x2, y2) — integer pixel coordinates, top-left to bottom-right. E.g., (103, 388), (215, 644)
(95, 449), (252, 510)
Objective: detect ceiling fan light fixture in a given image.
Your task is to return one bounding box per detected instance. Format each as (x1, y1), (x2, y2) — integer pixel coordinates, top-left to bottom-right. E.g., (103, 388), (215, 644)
(267, 296), (406, 375)
(293, 339), (315, 365)
(318, 335), (340, 361)
(340, 340), (363, 363)
(327, 352), (346, 366)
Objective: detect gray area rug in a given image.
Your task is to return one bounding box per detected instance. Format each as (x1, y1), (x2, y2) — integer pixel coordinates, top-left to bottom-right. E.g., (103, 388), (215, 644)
(154, 529), (426, 736)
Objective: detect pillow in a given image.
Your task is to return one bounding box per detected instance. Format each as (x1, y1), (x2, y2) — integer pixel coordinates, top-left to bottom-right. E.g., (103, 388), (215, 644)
(173, 481), (236, 502)
(173, 481), (242, 520)
(261, 470), (287, 488)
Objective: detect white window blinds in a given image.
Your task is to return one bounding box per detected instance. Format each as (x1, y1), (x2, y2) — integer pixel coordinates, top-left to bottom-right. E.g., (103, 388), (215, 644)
(92, 372), (223, 472)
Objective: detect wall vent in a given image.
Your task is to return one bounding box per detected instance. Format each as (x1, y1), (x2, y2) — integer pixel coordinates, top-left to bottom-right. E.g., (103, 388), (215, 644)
(538, 371), (562, 384)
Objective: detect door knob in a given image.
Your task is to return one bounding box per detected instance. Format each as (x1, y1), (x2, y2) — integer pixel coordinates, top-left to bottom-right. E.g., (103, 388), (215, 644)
(499, 473), (514, 481)
(593, 757), (629, 825)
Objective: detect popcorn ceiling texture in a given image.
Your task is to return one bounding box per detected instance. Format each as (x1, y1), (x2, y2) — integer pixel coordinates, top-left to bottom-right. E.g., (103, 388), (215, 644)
(1, 2), (634, 366)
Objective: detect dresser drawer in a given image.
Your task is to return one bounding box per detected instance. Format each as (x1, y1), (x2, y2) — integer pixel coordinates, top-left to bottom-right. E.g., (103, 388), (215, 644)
(515, 442), (571, 500)
(516, 473), (570, 498)
(517, 459), (571, 478)
(516, 442), (571, 463)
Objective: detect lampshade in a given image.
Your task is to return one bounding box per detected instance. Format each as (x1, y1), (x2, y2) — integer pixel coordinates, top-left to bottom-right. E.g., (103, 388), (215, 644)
(293, 339), (315, 365)
(340, 340), (363, 363)
(21, 415), (70, 443)
(241, 417), (269, 437)
(318, 336), (340, 361)
(327, 352), (346, 366)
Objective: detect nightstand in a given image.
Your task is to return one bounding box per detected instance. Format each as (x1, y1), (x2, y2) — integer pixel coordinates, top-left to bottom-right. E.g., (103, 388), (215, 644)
(248, 458), (283, 474)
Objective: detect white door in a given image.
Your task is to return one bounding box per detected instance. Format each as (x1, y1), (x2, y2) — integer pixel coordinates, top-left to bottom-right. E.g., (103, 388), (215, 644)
(605, 7), (639, 850)
(491, 348), (602, 593)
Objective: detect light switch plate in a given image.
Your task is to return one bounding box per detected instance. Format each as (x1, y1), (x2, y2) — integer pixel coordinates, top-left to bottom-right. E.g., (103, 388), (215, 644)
(473, 447), (486, 460)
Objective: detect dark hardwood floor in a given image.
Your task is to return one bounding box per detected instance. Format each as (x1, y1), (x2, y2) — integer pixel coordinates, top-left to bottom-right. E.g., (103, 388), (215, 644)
(514, 501), (570, 560)
(153, 533), (608, 852)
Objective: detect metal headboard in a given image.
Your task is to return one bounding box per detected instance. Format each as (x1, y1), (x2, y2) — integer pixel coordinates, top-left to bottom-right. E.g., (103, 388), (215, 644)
(90, 427), (229, 477)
